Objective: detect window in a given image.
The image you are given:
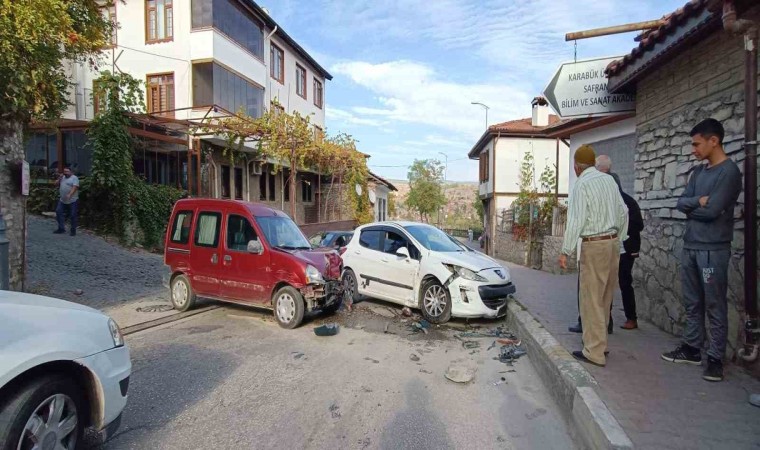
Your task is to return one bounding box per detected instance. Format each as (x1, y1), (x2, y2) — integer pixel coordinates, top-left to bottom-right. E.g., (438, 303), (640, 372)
(234, 168), (243, 200)
(147, 73), (174, 116)
(103, 4), (117, 47)
(378, 198), (386, 221)
(259, 171), (266, 201)
(271, 44), (284, 83)
(227, 215), (257, 251)
(359, 229), (382, 251)
(268, 169), (276, 201)
(191, 0), (264, 58)
(146, 0), (173, 43)
(283, 169), (290, 201)
(301, 175), (313, 203)
(170, 211), (194, 244)
(192, 63), (264, 118)
(296, 65), (306, 99)
(194, 212), (221, 247)
(221, 165), (231, 198)
(479, 150), (490, 183)
(383, 231), (407, 255)
(313, 78), (323, 109)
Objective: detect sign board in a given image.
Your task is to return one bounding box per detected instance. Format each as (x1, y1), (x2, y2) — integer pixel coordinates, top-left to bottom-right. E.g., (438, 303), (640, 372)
(21, 161), (30, 196)
(543, 56), (635, 119)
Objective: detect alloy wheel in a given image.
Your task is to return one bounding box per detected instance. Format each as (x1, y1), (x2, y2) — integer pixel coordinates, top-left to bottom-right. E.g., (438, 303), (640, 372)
(423, 284), (447, 318)
(18, 393), (79, 450)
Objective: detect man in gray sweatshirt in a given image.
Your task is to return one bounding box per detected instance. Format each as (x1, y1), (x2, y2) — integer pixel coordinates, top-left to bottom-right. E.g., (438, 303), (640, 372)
(661, 118), (742, 382)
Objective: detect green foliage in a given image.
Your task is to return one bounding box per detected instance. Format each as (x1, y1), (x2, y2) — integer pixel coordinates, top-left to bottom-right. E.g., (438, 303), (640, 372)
(28, 184), (59, 214)
(387, 192), (397, 218)
(0, 0), (111, 123)
(511, 151), (558, 240)
(406, 159), (446, 223)
(473, 191), (484, 225)
(85, 71), (184, 248)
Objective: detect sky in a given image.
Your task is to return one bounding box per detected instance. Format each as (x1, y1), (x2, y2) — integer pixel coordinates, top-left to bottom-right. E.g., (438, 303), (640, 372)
(264, 0), (688, 182)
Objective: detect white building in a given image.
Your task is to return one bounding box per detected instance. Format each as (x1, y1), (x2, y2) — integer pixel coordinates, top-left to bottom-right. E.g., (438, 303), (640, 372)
(468, 97), (570, 254)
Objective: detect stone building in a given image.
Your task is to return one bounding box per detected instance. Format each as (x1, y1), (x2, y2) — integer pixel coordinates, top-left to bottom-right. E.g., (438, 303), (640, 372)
(605, 0), (759, 359)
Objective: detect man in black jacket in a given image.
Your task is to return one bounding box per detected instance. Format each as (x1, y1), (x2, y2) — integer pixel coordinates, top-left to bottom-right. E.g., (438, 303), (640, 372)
(618, 187), (644, 329)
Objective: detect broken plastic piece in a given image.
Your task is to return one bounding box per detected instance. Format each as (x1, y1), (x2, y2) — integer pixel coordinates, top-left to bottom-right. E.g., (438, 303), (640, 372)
(462, 341), (480, 350)
(314, 323), (340, 336)
(401, 307), (412, 317)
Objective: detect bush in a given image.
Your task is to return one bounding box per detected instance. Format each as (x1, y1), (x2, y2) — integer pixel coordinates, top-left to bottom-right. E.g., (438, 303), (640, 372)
(28, 183), (58, 214)
(128, 181), (185, 248)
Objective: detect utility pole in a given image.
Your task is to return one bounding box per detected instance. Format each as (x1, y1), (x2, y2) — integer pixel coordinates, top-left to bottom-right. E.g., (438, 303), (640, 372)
(471, 102), (490, 130)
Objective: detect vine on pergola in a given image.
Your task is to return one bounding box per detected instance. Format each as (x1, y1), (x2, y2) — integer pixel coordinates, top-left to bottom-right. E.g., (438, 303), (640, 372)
(199, 101), (371, 223)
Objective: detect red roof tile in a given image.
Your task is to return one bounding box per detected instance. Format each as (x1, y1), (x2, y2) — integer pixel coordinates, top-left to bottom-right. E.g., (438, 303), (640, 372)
(605, 0), (709, 76)
(488, 115), (563, 134)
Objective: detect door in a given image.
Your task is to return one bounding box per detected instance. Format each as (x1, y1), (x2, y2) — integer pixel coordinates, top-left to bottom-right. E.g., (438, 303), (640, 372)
(376, 229), (420, 303)
(353, 227), (385, 297)
(189, 211), (223, 297)
(219, 213), (270, 302)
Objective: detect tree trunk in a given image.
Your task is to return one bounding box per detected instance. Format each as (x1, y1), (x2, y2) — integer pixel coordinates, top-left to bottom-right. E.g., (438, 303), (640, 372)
(324, 172), (335, 221)
(0, 120), (28, 291)
(289, 147), (297, 222)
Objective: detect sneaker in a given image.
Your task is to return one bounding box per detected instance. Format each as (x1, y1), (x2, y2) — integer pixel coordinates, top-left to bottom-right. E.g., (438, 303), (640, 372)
(661, 343), (701, 365)
(703, 357), (724, 382)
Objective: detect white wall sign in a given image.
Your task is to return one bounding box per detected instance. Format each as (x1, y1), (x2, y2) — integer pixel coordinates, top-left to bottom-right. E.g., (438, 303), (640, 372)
(21, 161), (30, 196)
(543, 56), (636, 119)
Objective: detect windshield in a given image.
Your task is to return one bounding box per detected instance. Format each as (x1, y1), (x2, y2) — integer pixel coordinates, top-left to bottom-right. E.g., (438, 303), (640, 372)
(403, 225), (465, 252)
(256, 216), (311, 250)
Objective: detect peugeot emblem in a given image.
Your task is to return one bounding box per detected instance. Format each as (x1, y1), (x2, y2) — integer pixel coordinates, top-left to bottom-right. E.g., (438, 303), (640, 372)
(494, 269), (505, 280)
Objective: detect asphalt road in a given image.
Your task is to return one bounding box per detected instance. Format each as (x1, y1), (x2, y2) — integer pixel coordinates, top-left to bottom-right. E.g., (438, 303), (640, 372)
(101, 303), (577, 450)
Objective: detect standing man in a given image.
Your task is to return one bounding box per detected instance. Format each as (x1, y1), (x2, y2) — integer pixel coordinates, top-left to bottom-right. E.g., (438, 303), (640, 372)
(559, 145), (628, 367)
(595, 155), (622, 189)
(616, 180), (644, 330)
(54, 166), (79, 236)
(661, 118), (742, 382)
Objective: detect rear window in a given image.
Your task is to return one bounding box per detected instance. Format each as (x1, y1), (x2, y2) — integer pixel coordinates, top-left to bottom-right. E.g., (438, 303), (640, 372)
(359, 229), (382, 251)
(194, 212), (222, 248)
(170, 211), (193, 244)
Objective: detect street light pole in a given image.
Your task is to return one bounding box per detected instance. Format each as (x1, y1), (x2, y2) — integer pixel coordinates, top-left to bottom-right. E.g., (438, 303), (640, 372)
(471, 102), (490, 130)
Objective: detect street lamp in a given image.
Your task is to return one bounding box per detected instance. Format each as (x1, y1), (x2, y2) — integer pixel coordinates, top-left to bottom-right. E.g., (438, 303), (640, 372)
(471, 102), (490, 130)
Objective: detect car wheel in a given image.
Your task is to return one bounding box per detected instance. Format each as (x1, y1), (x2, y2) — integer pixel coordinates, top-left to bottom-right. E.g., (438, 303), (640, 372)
(170, 274), (196, 312)
(342, 269), (358, 306)
(273, 286), (305, 329)
(419, 279), (452, 324)
(0, 374), (86, 450)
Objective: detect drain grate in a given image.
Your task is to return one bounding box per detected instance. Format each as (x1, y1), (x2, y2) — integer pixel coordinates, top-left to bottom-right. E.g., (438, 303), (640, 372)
(136, 304), (174, 313)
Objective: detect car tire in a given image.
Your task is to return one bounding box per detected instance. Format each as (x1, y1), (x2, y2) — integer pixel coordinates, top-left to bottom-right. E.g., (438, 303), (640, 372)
(342, 269), (358, 306)
(273, 286), (305, 329)
(170, 274), (196, 312)
(0, 374), (86, 450)
(419, 279), (452, 324)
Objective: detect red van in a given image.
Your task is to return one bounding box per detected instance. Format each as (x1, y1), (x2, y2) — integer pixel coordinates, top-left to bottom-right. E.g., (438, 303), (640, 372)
(164, 199), (343, 328)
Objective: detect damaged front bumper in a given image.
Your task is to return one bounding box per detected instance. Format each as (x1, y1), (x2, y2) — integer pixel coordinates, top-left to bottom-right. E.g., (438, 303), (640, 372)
(450, 279), (516, 319)
(300, 279), (344, 311)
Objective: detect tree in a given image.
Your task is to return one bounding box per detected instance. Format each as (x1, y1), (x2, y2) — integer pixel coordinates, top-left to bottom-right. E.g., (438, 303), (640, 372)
(406, 159), (445, 223)
(473, 191), (484, 225)
(0, 0), (111, 289)
(387, 192), (397, 219)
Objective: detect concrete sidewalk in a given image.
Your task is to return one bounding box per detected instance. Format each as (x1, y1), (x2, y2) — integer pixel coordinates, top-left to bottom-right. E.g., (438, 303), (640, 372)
(501, 259), (760, 449)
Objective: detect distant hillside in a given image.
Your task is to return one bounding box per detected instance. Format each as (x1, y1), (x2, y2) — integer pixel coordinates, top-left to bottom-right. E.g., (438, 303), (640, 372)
(390, 180), (481, 230)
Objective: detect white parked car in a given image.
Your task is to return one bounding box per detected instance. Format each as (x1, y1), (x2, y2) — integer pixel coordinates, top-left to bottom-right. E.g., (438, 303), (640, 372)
(0, 291), (131, 450)
(341, 222), (516, 323)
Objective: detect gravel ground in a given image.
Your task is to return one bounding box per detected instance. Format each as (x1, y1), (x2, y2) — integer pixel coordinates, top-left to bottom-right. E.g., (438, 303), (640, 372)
(26, 215), (167, 309)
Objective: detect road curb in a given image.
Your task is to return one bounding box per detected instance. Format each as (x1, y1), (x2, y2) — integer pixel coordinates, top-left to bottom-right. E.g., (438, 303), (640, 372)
(506, 300), (633, 450)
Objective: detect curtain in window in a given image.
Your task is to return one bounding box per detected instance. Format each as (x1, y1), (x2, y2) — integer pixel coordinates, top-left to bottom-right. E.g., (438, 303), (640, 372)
(197, 215), (218, 245)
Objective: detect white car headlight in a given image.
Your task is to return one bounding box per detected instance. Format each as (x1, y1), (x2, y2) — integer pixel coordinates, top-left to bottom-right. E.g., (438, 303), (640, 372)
(445, 264), (488, 282)
(108, 318), (124, 348)
(305, 265), (324, 284)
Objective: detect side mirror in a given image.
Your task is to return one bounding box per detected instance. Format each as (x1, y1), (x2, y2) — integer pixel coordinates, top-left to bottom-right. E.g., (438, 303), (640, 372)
(247, 239), (263, 255)
(396, 247), (410, 259)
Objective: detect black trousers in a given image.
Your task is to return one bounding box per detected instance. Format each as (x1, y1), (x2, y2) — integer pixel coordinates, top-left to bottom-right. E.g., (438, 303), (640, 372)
(577, 253), (637, 324)
(619, 253), (636, 321)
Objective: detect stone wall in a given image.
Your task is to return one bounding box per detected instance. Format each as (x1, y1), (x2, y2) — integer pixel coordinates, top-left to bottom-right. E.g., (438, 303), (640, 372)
(542, 236), (577, 274)
(0, 121), (28, 291)
(633, 10), (760, 360)
(493, 230), (528, 266)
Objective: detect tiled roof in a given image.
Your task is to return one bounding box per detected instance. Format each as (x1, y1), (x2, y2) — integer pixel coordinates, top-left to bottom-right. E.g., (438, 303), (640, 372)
(487, 115), (563, 134)
(605, 0), (710, 77)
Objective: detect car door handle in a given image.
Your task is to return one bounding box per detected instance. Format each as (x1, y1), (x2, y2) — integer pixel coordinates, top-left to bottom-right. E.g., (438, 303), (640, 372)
(381, 257), (389, 263)
(354, 251), (361, 255)
(211, 254), (218, 264)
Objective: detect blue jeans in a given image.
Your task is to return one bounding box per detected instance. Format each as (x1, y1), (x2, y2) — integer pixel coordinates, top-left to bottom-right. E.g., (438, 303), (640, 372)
(56, 200), (78, 233)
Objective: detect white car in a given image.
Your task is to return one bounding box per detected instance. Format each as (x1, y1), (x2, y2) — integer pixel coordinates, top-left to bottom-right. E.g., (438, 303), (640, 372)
(341, 222), (516, 323)
(0, 291), (131, 449)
